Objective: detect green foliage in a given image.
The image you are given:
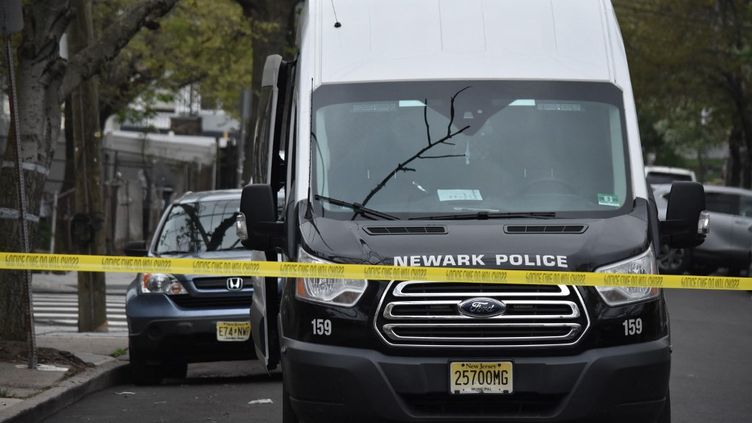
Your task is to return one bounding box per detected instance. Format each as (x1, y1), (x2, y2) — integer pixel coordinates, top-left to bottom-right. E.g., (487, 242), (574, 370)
(94, 0), (254, 119)
(614, 0), (752, 180)
(110, 348), (127, 358)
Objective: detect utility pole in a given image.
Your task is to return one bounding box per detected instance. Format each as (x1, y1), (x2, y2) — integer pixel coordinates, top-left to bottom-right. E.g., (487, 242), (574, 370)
(68, 0), (108, 332)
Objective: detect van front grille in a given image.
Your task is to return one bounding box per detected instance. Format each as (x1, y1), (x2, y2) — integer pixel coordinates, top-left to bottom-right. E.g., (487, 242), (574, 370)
(375, 281), (589, 348)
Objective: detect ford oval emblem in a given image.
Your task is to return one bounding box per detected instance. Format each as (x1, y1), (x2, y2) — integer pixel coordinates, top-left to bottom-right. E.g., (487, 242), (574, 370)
(458, 297), (507, 318)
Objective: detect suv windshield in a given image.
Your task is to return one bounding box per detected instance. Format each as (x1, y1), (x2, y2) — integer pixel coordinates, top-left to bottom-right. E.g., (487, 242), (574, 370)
(155, 199), (241, 254)
(312, 81), (630, 219)
(705, 191), (752, 217)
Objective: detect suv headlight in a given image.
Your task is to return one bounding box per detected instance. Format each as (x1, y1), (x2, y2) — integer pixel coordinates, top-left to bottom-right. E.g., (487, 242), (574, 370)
(141, 273), (188, 295)
(295, 248), (367, 307)
(594, 247), (660, 306)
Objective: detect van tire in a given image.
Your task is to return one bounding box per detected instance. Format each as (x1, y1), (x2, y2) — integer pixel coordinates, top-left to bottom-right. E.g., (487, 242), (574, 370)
(657, 391), (671, 423)
(283, 382), (299, 423)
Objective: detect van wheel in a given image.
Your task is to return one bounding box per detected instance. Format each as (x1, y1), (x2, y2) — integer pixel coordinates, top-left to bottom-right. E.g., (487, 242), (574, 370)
(283, 381), (299, 423)
(656, 391), (671, 423)
(657, 247), (688, 274)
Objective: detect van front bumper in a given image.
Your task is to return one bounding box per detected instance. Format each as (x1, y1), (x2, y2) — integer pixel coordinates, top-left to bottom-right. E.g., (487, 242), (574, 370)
(281, 336), (670, 423)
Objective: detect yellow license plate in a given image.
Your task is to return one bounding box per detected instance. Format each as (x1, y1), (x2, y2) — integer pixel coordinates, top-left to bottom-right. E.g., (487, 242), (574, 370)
(216, 321), (251, 342)
(450, 361), (513, 394)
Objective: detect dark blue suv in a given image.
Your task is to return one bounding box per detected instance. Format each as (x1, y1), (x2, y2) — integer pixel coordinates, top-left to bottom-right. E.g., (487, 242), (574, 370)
(125, 190), (255, 384)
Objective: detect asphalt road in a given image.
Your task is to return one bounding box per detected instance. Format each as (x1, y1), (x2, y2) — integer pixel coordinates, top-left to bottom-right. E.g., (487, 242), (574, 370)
(44, 289), (752, 423)
(44, 360), (283, 423)
(668, 289), (752, 423)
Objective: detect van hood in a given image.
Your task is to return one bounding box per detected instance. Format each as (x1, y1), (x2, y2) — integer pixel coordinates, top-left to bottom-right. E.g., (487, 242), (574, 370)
(299, 200), (652, 272)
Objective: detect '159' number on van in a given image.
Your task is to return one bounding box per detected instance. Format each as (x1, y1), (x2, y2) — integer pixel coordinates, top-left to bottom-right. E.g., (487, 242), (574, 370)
(623, 318), (643, 336)
(311, 319), (332, 336)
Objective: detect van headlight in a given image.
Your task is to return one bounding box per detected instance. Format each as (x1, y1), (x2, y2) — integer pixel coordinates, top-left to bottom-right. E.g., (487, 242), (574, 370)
(594, 247), (660, 306)
(295, 248), (367, 307)
(141, 273), (187, 295)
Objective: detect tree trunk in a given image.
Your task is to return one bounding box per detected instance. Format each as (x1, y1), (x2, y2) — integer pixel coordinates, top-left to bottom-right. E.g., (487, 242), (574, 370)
(0, 56), (63, 342)
(69, 0), (108, 332)
(727, 125), (742, 186)
(54, 97), (76, 255)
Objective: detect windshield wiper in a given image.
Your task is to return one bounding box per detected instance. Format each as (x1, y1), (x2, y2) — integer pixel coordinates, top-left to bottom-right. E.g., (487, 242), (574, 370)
(314, 195), (400, 220)
(409, 211), (557, 220)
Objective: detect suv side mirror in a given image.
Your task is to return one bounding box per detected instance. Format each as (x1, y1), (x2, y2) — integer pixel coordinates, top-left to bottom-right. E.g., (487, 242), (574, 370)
(660, 182), (708, 248)
(236, 184), (284, 251)
(124, 240), (148, 257)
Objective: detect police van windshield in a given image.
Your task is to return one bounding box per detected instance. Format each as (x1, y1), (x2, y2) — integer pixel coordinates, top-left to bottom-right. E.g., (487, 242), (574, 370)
(311, 81), (630, 219)
(155, 199), (241, 254)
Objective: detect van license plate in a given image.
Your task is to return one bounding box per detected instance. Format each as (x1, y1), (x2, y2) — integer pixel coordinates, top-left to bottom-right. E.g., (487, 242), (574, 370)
(216, 321), (251, 342)
(450, 361), (513, 394)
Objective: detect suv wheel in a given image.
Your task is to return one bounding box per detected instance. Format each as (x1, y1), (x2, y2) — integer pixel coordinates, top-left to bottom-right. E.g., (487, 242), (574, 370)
(163, 360), (188, 380)
(658, 247), (689, 274)
(129, 339), (162, 385)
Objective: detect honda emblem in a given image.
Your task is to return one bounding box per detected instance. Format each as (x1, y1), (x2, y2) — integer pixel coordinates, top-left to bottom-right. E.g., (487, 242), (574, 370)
(226, 277), (244, 291)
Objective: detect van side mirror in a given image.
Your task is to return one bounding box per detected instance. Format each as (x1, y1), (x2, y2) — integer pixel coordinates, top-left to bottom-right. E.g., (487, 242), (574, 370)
(124, 240), (148, 257)
(660, 182), (708, 248)
(236, 184), (284, 251)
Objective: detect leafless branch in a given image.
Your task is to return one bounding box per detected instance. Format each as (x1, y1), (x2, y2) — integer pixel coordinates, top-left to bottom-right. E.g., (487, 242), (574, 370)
(447, 86), (470, 137)
(423, 98), (430, 147)
(358, 87), (472, 210)
(419, 154), (466, 159)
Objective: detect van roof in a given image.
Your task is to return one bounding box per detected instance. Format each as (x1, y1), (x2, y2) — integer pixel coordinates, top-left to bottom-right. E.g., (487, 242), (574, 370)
(310, 0), (628, 88)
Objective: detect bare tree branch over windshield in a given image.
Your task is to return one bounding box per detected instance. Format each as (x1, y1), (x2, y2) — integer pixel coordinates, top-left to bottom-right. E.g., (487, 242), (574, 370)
(357, 87), (472, 212)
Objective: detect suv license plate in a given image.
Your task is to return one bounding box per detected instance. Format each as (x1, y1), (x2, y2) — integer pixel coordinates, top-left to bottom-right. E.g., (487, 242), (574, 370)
(216, 321), (251, 342)
(450, 361), (513, 394)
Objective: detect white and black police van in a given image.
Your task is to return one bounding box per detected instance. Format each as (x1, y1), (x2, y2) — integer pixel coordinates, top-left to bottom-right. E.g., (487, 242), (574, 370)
(236, 1), (707, 422)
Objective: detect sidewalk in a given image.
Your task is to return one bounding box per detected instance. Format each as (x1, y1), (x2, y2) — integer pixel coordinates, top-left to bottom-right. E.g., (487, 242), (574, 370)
(32, 272), (135, 295)
(1, 273), (134, 421)
(0, 331), (129, 422)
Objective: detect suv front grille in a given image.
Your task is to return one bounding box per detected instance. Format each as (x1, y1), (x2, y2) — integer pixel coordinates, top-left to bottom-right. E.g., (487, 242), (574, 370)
(193, 277), (253, 292)
(170, 295), (251, 309)
(375, 282), (589, 348)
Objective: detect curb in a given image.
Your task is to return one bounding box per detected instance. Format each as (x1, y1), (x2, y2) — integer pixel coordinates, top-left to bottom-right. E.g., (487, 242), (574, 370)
(0, 360), (130, 423)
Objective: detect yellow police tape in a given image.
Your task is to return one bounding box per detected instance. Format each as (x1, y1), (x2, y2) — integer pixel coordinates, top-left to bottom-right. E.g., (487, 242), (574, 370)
(0, 252), (750, 291)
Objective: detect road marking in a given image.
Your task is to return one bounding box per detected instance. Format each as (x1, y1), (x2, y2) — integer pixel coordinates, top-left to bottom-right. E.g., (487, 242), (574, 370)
(32, 293), (128, 329)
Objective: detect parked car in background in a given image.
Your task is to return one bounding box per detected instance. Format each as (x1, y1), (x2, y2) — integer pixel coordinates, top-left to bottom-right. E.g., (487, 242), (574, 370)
(124, 190), (255, 384)
(654, 184), (752, 275)
(645, 165), (696, 186)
